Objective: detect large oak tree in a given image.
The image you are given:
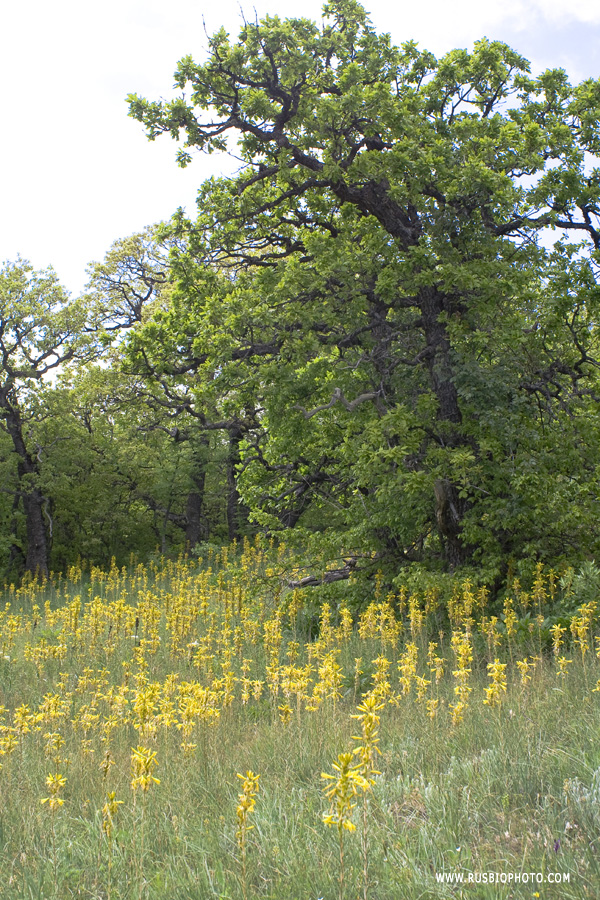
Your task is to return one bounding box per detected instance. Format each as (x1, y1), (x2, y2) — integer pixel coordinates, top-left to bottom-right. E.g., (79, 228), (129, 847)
(128, 0), (600, 578)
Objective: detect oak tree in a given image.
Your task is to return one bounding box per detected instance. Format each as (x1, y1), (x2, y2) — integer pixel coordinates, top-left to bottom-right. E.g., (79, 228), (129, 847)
(0, 260), (96, 576)
(128, 0), (600, 577)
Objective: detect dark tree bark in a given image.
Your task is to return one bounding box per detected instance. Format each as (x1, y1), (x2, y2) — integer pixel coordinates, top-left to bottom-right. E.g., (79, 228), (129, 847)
(7, 491), (25, 574)
(3, 403), (49, 578)
(420, 287), (462, 427)
(22, 486), (49, 577)
(226, 424), (249, 540)
(420, 286), (468, 566)
(185, 434), (209, 548)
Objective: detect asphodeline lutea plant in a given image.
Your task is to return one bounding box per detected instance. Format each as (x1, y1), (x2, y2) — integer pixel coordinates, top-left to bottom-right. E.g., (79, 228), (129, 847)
(550, 623), (567, 657)
(483, 659), (508, 707)
(556, 656), (573, 679)
(371, 655), (393, 704)
(425, 641), (445, 719)
(351, 694), (384, 900)
(397, 642), (419, 698)
(130, 745), (160, 794)
(450, 630), (473, 724)
(516, 657), (533, 687)
(571, 602), (597, 670)
(130, 745), (159, 900)
(43, 731), (65, 770)
(479, 615), (502, 661)
(41, 771), (66, 810)
(236, 771), (260, 900)
(503, 596), (518, 663)
(322, 752), (368, 900)
(101, 791), (123, 900)
(41, 771), (67, 881)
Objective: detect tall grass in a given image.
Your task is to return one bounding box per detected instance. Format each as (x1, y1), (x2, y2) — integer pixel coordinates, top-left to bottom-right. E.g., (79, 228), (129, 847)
(0, 545), (599, 898)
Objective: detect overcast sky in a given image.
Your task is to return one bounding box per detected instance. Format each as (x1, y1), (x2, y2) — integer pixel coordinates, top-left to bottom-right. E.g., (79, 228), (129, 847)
(1, 0), (599, 295)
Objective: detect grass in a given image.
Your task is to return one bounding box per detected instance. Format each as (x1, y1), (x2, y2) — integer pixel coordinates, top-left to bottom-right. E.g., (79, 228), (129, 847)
(0, 544), (599, 898)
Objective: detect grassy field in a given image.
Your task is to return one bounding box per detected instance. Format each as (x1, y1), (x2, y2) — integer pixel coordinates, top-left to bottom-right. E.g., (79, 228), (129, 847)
(1, 541), (599, 899)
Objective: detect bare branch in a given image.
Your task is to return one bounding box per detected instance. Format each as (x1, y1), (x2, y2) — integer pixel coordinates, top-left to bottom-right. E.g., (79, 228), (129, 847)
(293, 387), (380, 419)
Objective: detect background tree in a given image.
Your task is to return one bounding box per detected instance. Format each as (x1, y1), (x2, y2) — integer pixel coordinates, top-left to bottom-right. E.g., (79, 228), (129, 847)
(0, 249), (187, 578)
(37, 368), (173, 568)
(0, 260), (96, 577)
(86, 230), (249, 548)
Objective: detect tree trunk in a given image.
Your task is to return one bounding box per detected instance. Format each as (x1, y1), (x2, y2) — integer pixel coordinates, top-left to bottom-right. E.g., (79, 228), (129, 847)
(7, 490), (25, 575)
(2, 403), (49, 578)
(434, 478), (465, 569)
(226, 424), (248, 540)
(22, 487), (49, 578)
(420, 287), (468, 567)
(185, 435), (209, 548)
(420, 286), (462, 426)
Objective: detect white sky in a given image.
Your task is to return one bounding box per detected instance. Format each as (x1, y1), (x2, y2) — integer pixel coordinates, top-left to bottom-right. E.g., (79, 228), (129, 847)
(1, 0), (599, 295)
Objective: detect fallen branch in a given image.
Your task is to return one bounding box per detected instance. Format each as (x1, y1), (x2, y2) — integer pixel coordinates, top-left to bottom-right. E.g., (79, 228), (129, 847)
(286, 557), (357, 588)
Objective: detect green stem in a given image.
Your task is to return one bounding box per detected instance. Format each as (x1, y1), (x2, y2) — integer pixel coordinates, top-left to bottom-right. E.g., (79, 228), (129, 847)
(362, 792), (369, 900)
(52, 811), (57, 886)
(338, 823), (344, 900)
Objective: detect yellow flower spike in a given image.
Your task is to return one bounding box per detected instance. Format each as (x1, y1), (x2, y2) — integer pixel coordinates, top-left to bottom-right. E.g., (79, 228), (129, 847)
(130, 745), (160, 793)
(483, 658), (507, 707)
(322, 752), (365, 825)
(351, 694), (383, 786)
(13, 704), (35, 737)
(449, 699), (467, 725)
(556, 657), (572, 679)
(339, 604), (353, 643)
(278, 702), (293, 726)
(358, 601), (379, 640)
(101, 791), (123, 838)
(397, 642), (419, 698)
(427, 642), (438, 669)
(503, 598), (518, 639)
(516, 657), (532, 686)
(41, 773), (67, 809)
(550, 623), (566, 656)
(322, 752), (366, 900)
(425, 697), (440, 719)
(236, 771), (260, 900)
(414, 675), (432, 703)
(43, 731), (65, 758)
(371, 655), (392, 703)
(99, 750), (115, 781)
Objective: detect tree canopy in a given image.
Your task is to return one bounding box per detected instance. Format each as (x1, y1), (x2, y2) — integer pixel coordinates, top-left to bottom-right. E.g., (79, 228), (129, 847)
(0, 260), (98, 576)
(124, 0), (600, 582)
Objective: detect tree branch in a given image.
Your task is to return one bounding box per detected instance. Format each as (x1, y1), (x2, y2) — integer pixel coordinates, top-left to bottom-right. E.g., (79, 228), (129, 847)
(293, 387), (380, 419)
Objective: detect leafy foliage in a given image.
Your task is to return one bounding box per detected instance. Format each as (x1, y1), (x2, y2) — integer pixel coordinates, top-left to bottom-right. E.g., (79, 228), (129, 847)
(124, 0), (600, 580)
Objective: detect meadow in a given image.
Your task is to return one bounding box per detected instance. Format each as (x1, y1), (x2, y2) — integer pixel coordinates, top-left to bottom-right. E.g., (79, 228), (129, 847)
(1, 539), (599, 899)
